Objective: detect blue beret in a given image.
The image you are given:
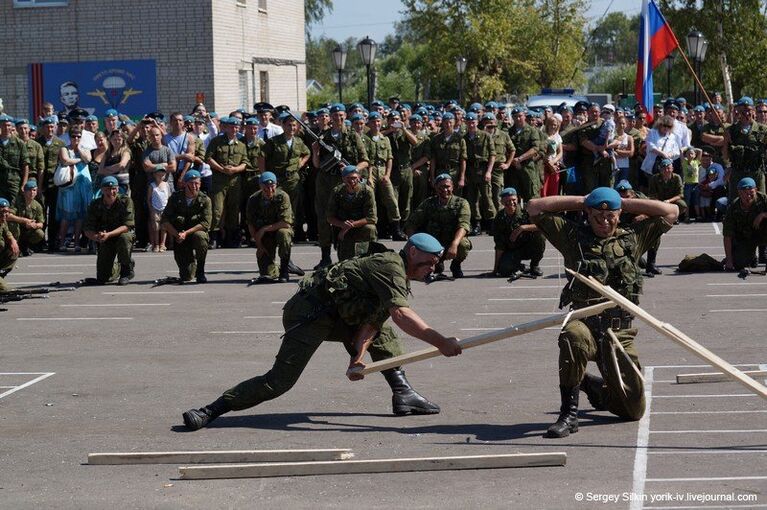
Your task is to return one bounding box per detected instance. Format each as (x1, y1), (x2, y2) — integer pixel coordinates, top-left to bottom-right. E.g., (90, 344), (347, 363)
(500, 187), (517, 197)
(29, 124), (37, 131)
(14, 118), (29, 126)
(317, 108), (330, 115)
(676, 97), (687, 104)
(615, 179), (633, 191)
(415, 108), (428, 116)
(101, 176), (119, 188)
(0, 114), (14, 123)
(24, 179), (38, 190)
(468, 103), (483, 112)
(407, 233), (444, 256)
(465, 112), (478, 121)
(441, 112), (455, 120)
(484, 101), (497, 109)
(85, 115), (98, 122)
(243, 117), (258, 126)
(209, 112), (218, 118)
(409, 114), (423, 123)
(350, 114), (364, 122)
(713, 104), (724, 111)
(738, 177), (756, 189)
(387, 109), (401, 118)
(341, 165), (359, 178)
(371, 100), (384, 108)
(399, 103), (412, 112)
(693, 105), (705, 113)
(278, 111), (292, 121)
(104, 109), (119, 117)
(219, 116), (233, 125)
(659, 158), (673, 167)
(350, 103), (364, 110)
(367, 112), (381, 121)
(343, 119), (352, 127)
(434, 173), (452, 184)
(40, 116), (56, 125)
(330, 103), (346, 113)
(482, 113), (497, 122)
(183, 170), (201, 182)
(663, 99), (679, 110)
(585, 187), (622, 210)
(511, 107), (526, 115)
(183, 115), (195, 122)
(0, 198), (10, 208)
(259, 171), (277, 184)
(737, 96), (754, 107)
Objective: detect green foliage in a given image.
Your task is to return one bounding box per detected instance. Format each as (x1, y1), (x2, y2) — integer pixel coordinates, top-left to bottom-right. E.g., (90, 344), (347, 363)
(587, 64), (635, 95)
(585, 12), (640, 65)
(305, 0), (334, 27)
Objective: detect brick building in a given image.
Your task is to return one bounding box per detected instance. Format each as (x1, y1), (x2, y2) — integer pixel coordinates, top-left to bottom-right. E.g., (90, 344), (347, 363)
(0, 0), (306, 118)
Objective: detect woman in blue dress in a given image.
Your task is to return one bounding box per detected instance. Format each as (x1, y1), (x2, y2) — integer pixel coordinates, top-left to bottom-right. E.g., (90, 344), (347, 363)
(56, 128), (93, 252)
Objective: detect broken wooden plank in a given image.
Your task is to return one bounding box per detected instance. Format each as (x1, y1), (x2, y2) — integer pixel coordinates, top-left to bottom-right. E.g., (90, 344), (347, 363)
(352, 301), (614, 376)
(178, 452), (567, 480)
(676, 369), (767, 384)
(88, 449), (354, 465)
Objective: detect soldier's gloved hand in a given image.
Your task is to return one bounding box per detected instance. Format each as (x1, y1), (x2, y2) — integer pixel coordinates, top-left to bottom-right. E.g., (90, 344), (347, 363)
(438, 337), (462, 357)
(346, 360), (366, 381)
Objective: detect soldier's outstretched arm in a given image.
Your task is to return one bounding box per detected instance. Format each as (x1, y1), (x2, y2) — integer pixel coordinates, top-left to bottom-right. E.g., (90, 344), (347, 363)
(527, 195), (585, 217)
(620, 198), (678, 224)
(389, 306), (462, 357)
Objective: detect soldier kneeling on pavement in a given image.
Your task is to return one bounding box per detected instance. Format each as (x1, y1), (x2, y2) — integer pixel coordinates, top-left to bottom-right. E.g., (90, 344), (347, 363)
(246, 171), (298, 283)
(327, 165), (378, 261)
(723, 177), (767, 272)
(181, 232), (462, 431)
(491, 187), (545, 279)
(83, 176), (135, 285)
(7, 180), (45, 256)
(161, 170), (212, 283)
(0, 198), (20, 292)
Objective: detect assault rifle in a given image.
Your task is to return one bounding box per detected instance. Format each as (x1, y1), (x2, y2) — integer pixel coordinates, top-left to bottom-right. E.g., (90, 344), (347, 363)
(274, 105), (351, 174)
(0, 284), (77, 305)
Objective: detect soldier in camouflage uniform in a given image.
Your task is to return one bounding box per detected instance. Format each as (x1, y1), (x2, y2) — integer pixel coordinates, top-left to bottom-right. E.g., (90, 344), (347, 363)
(406, 173), (471, 278)
(0, 197), (19, 292)
(649, 158), (687, 218)
(127, 119), (153, 248)
(161, 170), (212, 283)
(483, 112), (515, 212)
(408, 114), (432, 213)
(181, 232), (462, 431)
(15, 119), (43, 185)
(327, 166), (377, 261)
(429, 112), (467, 188)
(491, 187), (545, 278)
(83, 176), (135, 285)
(508, 108), (545, 202)
(240, 118), (265, 245)
(723, 97), (767, 201)
(385, 110), (419, 234)
(261, 113), (310, 222)
(722, 177), (767, 271)
(528, 188), (678, 438)
(35, 117), (67, 251)
(463, 112), (496, 235)
(246, 172), (294, 283)
(311, 104), (369, 269)
(8, 180), (45, 256)
(0, 114), (30, 204)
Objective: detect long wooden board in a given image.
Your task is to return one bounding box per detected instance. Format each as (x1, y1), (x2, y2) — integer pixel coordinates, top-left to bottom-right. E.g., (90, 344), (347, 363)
(88, 449), (354, 465)
(178, 452), (567, 480)
(676, 369), (767, 384)
(353, 301), (614, 375)
(566, 270), (767, 400)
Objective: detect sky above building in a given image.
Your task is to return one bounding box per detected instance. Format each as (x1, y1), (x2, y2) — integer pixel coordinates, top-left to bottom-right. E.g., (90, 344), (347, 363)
(309, 0), (642, 43)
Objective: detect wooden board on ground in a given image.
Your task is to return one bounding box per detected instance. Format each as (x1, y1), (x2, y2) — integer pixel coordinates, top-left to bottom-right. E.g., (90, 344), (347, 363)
(676, 369), (767, 384)
(178, 452), (567, 480)
(88, 449), (354, 465)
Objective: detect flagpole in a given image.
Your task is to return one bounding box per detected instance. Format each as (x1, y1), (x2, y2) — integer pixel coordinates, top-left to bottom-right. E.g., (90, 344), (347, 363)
(675, 47), (715, 107)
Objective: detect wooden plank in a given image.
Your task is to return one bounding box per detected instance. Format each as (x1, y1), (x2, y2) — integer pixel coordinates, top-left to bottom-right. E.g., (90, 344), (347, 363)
(178, 452), (567, 480)
(566, 270), (767, 400)
(353, 302), (614, 376)
(87, 449), (354, 465)
(676, 369), (767, 384)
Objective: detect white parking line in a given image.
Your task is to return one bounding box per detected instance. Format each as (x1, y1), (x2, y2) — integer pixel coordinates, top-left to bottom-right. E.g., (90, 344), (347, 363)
(243, 316), (281, 319)
(712, 222), (721, 235)
(649, 429), (767, 434)
(0, 373), (55, 399)
(102, 291), (204, 295)
(475, 312), (555, 316)
(487, 297), (558, 301)
(12, 272), (84, 276)
(652, 410), (767, 415)
(630, 367), (654, 510)
(647, 505), (767, 510)
(16, 317), (133, 321)
(708, 282), (767, 286)
(646, 475), (767, 482)
(271, 301), (286, 304)
(652, 393), (757, 398)
(165, 269), (257, 274)
(707, 293), (767, 297)
(709, 308), (767, 313)
(27, 263), (91, 267)
(496, 285), (561, 289)
(210, 331), (282, 334)
(60, 303), (170, 307)
(648, 449), (767, 454)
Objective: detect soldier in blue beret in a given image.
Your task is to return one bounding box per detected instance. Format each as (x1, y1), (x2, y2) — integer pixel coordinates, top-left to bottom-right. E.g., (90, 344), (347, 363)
(0, 196), (20, 291)
(490, 187), (545, 279)
(527, 188), (678, 438)
(722, 177), (767, 272)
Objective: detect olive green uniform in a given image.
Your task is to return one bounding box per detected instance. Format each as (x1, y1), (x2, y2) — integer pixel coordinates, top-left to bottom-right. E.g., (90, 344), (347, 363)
(701, 122), (726, 165)
(406, 195), (471, 263)
(430, 132), (467, 184)
(578, 120), (614, 192)
(509, 125), (544, 201)
(648, 173), (687, 217)
(315, 128), (368, 248)
(240, 137), (265, 236)
(205, 134), (250, 235)
(221, 250), (410, 411)
(464, 130), (496, 223)
(24, 139), (45, 183)
(362, 133), (400, 225)
(36, 136), (67, 250)
(263, 134), (309, 218)
(246, 189), (294, 277)
(83, 195), (135, 283)
(10, 196), (45, 250)
(725, 122), (767, 200)
(534, 212), (672, 420)
(389, 129), (416, 222)
(327, 183), (377, 261)
(489, 129), (515, 210)
(492, 207), (545, 276)
(129, 138), (150, 246)
(161, 190), (212, 280)
(0, 221), (18, 292)
(722, 192), (767, 270)
(410, 132), (432, 212)
(0, 136), (29, 202)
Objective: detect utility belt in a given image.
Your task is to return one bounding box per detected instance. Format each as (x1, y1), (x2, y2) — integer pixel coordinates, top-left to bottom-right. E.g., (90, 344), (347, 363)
(581, 306), (633, 331)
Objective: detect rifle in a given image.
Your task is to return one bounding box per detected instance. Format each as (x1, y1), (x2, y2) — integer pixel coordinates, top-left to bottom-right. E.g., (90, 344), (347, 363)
(0, 293), (48, 304)
(274, 105), (351, 174)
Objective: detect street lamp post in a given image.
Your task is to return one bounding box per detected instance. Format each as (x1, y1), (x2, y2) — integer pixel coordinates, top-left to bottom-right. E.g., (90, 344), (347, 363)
(357, 36), (377, 109)
(455, 56), (467, 106)
(686, 30), (707, 105)
(331, 45), (347, 104)
(665, 53), (675, 99)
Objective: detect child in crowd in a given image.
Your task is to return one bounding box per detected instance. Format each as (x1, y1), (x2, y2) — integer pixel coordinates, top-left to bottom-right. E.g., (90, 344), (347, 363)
(681, 146), (702, 221)
(147, 167), (170, 252)
(592, 104), (616, 164)
(696, 167), (719, 221)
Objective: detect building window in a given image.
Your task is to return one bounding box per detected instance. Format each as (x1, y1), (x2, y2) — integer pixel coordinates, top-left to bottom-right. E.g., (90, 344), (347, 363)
(258, 0), (266, 12)
(238, 70), (250, 111)
(14, 0), (68, 7)
(259, 71), (269, 102)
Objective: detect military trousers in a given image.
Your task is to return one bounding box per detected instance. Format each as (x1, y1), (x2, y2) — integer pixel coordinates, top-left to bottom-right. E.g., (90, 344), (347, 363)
(582, 158), (615, 193)
(438, 236), (471, 264)
(43, 186), (59, 250)
(411, 167), (430, 214)
(558, 317), (645, 420)
(336, 224), (377, 261)
(507, 164), (542, 202)
(211, 173), (242, 233)
(491, 166), (505, 211)
(367, 167), (401, 223)
(315, 171), (342, 248)
(0, 245), (18, 292)
(465, 168), (496, 223)
(391, 166), (413, 223)
(257, 228), (293, 277)
(276, 171), (302, 219)
(731, 237), (762, 270)
(240, 172), (260, 241)
(497, 235), (546, 276)
(221, 289), (404, 411)
(96, 232), (134, 283)
(173, 231), (209, 280)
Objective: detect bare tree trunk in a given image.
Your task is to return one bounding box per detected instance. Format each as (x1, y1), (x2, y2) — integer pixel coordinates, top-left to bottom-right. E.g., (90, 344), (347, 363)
(717, 2), (734, 105)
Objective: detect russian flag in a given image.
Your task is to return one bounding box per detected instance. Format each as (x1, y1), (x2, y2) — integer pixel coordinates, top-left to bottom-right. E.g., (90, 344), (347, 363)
(635, 0), (680, 114)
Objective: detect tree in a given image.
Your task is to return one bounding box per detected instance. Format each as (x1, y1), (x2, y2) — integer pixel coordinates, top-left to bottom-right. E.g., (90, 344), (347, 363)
(305, 0), (333, 27)
(585, 12), (640, 65)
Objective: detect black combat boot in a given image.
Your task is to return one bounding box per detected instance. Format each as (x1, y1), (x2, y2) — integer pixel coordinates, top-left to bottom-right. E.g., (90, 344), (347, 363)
(645, 249), (662, 276)
(117, 261), (135, 286)
(278, 260), (290, 283)
(759, 245), (767, 264)
(208, 231), (220, 250)
(469, 221), (481, 237)
(287, 260), (305, 276)
(391, 222), (408, 241)
(580, 373), (607, 411)
(195, 262), (207, 284)
(382, 368), (440, 415)
(450, 259), (464, 278)
(313, 246), (332, 270)
(527, 262), (543, 278)
(545, 385), (579, 438)
(182, 397), (230, 431)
